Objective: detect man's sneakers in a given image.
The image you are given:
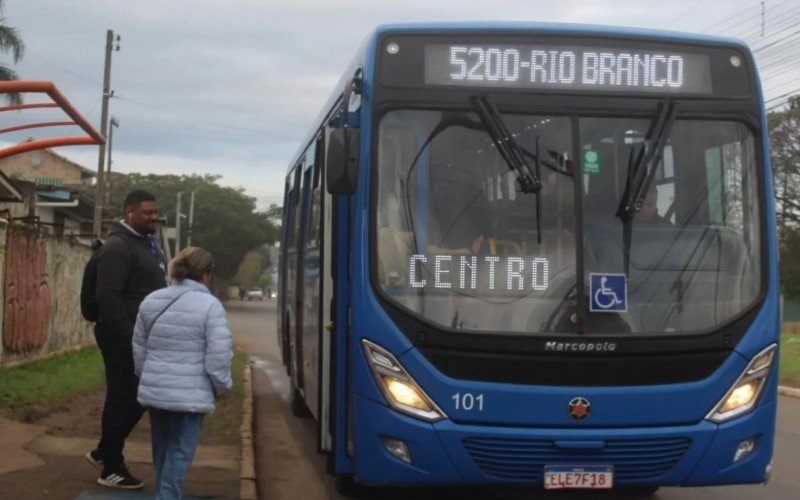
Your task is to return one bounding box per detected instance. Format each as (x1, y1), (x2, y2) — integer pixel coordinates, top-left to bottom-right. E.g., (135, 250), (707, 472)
(86, 450), (142, 490)
(97, 463), (144, 490)
(85, 449), (103, 469)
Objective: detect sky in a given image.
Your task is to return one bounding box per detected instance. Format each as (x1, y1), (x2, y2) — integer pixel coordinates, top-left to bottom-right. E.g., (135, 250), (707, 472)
(1, 0), (798, 210)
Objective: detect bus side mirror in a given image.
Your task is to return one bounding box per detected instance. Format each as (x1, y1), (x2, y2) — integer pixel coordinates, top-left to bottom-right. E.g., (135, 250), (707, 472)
(326, 128), (360, 195)
(326, 75), (361, 195)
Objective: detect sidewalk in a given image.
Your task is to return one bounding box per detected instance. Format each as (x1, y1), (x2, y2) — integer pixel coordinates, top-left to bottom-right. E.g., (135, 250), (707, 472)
(0, 365), (256, 500)
(0, 417), (239, 499)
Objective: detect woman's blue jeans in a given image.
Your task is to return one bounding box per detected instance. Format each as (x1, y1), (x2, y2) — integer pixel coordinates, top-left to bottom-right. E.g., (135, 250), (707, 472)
(150, 408), (205, 500)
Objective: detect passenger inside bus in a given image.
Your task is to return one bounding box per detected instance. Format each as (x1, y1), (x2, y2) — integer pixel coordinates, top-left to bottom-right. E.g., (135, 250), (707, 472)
(633, 186), (673, 226)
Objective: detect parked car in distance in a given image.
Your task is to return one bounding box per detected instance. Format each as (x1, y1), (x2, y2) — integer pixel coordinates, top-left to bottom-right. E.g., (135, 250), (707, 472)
(247, 287), (264, 301)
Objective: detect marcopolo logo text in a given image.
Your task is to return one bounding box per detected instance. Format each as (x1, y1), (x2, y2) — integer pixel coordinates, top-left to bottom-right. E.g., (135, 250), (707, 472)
(545, 341), (617, 352)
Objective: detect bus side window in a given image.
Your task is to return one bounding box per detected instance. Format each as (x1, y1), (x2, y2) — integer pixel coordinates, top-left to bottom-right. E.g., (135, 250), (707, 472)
(307, 134), (324, 250)
(705, 141), (750, 231)
(293, 160), (306, 251)
(285, 165), (300, 249)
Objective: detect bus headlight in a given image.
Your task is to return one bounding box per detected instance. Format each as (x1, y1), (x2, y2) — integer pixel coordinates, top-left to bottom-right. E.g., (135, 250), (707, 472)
(362, 339), (446, 422)
(706, 344), (777, 423)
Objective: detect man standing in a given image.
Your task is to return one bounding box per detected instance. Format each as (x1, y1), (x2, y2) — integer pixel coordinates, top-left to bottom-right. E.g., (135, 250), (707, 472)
(86, 190), (167, 489)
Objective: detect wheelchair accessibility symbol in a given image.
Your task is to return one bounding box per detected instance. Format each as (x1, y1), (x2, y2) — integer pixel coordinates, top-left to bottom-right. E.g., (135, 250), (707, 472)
(590, 273), (627, 312)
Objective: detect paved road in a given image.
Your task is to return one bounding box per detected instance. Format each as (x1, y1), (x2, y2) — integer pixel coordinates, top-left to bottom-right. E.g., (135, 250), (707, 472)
(228, 300), (800, 499)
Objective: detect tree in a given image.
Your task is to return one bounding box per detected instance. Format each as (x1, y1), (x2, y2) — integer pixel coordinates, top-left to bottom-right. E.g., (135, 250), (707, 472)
(769, 98), (800, 298)
(266, 203), (283, 227)
(82, 173), (279, 280)
(781, 227), (800, 299)
(234, 249), (266, 289)
(769, 99), (800, 230)
(0, 0), (25, 104)
(234, 245), (276, 290)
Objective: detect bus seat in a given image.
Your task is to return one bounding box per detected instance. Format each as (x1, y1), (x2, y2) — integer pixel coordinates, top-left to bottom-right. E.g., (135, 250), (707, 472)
(377, 226), (414, 285)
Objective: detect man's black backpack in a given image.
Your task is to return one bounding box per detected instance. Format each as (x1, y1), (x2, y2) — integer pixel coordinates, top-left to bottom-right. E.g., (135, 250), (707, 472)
(80, 236), (137, 322)
(80, 239), (104, 322)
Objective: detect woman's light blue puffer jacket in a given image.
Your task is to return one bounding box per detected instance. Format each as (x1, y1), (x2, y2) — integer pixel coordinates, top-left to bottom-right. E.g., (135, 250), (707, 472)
(133, 279), (233, 414)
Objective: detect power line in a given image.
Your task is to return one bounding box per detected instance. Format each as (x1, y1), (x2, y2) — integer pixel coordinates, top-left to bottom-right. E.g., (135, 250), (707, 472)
(26, 51), (102, 88)
(756, 18), (800, 47)
(765, 86), (800, 103)
(115, 95), (278, 137)
(663, 0), (708, 29)
(712, 0), (797, 38)
(764, 79), (800, 95)
(766, 98), (796, 112)
(732, 8), (800, 41)
(758, 46), (800, 68)
(755, 56), (800, 79)
(113, 94), (297, 141)
(700, 2), (762, 33)
(753, 28), (800, 52)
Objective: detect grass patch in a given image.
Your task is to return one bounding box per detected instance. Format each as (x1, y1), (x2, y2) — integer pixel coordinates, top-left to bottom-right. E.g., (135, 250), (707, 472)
(780, 333), (800, 388)
(202, 347), (247, 446)
(0, 345), (248, 447)
(0, 347), (105, 410)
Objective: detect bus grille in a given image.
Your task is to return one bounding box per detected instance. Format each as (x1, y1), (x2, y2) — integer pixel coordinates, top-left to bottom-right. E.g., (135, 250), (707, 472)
(462, 435), (692, 482)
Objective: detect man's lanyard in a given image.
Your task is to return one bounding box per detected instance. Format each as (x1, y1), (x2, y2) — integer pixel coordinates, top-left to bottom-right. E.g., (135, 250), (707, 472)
(148, 235), (168, 275)
(120, 221), (166, 275)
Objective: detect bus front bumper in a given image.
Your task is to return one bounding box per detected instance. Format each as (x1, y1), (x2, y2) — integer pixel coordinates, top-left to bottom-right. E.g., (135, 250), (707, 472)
(352, 395), (776, 487)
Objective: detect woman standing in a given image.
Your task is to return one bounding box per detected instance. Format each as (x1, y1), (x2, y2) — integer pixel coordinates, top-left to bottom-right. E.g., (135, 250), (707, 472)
(133, 246), (233, 499)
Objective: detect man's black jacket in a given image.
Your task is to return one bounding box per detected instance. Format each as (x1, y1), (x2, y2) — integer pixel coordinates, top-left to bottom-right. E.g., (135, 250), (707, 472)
(95, 222), (167, 341)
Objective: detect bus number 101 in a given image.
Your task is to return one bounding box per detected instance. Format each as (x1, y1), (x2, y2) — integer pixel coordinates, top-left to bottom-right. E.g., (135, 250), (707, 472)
(452, 392), (485, 411)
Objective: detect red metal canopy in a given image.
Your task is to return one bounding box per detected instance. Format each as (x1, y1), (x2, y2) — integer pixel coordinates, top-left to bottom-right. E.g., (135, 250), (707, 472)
(0, 81), (104, 160)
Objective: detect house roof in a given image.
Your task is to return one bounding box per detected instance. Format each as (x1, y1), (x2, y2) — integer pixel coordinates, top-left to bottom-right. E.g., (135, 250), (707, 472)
(36, 143), (97, 177)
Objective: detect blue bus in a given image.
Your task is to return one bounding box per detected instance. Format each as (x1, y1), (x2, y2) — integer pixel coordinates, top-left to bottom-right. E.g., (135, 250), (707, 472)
(278, 23), (779, 494)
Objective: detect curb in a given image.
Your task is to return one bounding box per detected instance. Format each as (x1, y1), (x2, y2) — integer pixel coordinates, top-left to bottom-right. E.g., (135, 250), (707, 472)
(778, 385), (800, 398)
(240, 365), (257, 500)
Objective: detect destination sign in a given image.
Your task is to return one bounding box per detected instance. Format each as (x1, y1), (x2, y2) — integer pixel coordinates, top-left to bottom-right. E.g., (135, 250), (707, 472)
(424, 44), (713, 94)
(409, 254), (550, 292)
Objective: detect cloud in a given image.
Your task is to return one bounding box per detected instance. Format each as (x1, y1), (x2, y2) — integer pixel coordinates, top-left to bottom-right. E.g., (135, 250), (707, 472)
(1, 0), (791, 210)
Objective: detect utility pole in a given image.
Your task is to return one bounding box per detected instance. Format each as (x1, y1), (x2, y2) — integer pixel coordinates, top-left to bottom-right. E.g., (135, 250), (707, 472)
(93, 29), (121, 239)
(175, 191), (182, 256)
(104, 116), (119, 211)
(187, 191), (195, 247)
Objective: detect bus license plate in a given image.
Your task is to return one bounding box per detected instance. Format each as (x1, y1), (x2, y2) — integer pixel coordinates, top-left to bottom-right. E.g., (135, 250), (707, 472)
(543, 465), (614, 490)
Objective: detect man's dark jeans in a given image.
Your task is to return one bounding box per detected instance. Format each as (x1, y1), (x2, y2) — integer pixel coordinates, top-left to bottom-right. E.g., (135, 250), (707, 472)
(94, 322), (145, 473)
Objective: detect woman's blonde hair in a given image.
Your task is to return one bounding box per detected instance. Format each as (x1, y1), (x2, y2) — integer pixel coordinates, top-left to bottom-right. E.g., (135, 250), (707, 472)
(169, 246), (214, 282)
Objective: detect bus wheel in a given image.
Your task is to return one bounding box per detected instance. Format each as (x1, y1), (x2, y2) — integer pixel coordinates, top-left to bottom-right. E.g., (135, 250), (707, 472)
(335, 473), (360, 497)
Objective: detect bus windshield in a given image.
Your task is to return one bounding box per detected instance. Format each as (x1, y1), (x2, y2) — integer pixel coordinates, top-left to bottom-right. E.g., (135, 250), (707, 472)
(375, 108), (761, 335)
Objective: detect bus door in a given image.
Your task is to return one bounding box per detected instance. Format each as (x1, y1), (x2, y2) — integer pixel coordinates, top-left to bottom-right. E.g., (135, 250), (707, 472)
(280, 165), (301, 370)
(315, 129), (336, 453)
(321, 107), (359, 463)
(293, 156), (314, 402)
(300, 135), (325, 420)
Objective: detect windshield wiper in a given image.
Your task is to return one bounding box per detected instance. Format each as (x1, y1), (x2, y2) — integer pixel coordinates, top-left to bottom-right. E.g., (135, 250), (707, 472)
(615, 100), (676, 223)
(471, 95), (542, 194)
(615, 100), (676, 276)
